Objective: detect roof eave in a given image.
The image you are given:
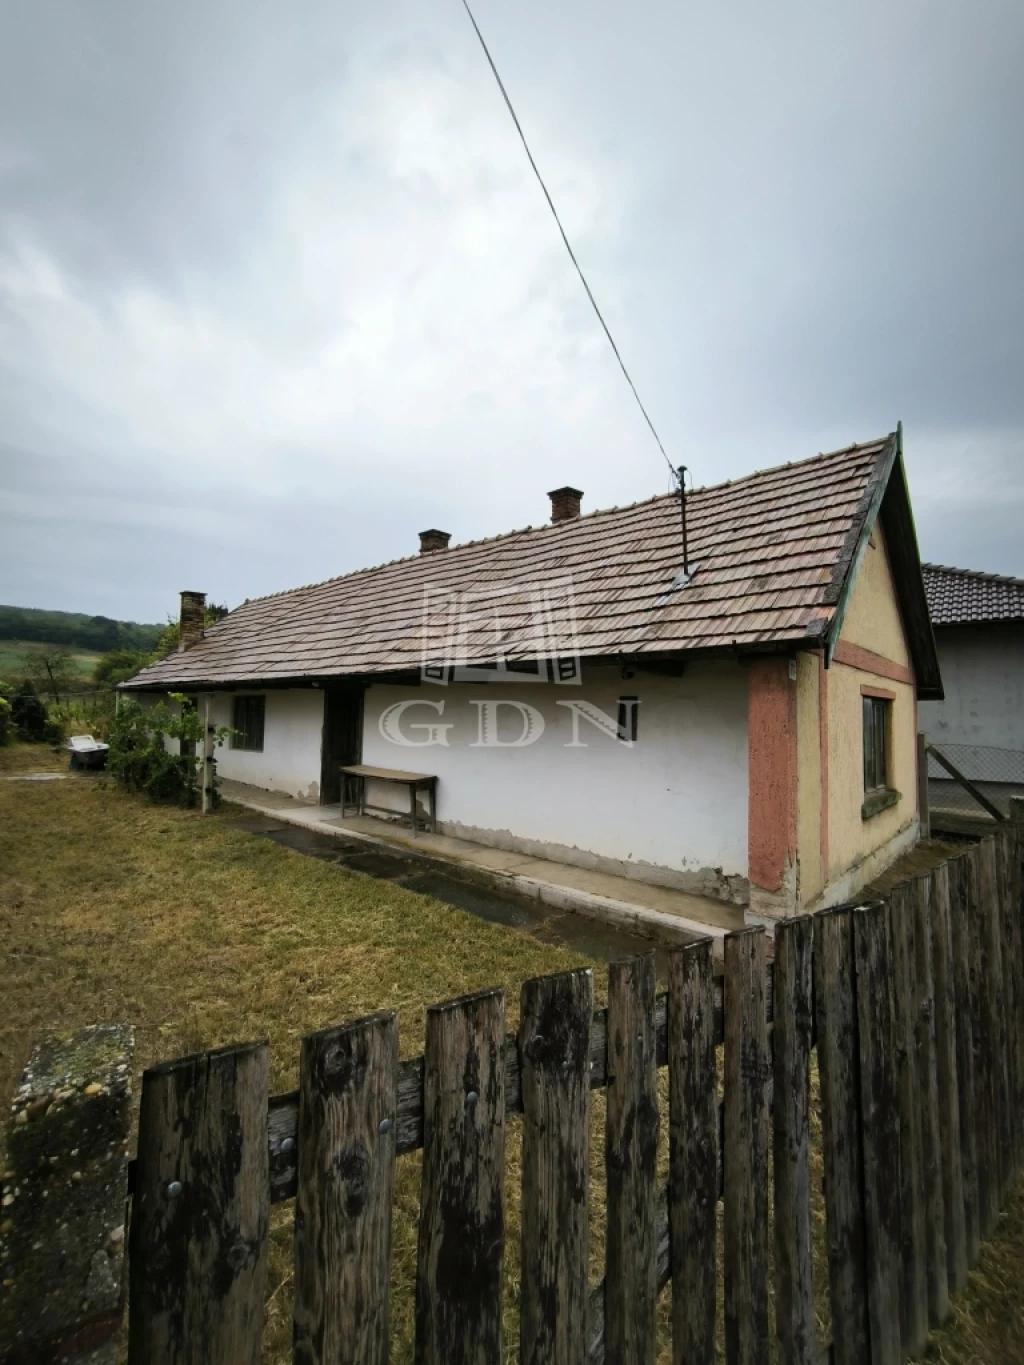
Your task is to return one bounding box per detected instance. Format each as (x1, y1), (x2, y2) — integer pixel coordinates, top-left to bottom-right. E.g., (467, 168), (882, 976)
(823, 429), (899, 666)
(931, 615), (1024, 630)
(877, 440), (944, 701)
(115, 632), (836, 694)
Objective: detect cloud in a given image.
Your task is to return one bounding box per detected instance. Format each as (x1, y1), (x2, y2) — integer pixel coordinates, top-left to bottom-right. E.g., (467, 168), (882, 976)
(1, 0), (1023, 618)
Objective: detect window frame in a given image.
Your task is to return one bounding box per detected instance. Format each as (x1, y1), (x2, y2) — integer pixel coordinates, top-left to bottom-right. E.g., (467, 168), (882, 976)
(862, 694), (890, 793)
(861, 688), (901, 819)
(231, 694), (266, 753)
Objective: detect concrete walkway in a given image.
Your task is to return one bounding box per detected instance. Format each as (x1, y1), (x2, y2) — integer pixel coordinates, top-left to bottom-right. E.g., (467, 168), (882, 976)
(218, 778), (745, 947)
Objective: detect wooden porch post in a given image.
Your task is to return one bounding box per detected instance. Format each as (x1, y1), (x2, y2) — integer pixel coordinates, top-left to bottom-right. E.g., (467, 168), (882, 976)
(201, 695), (214, 815)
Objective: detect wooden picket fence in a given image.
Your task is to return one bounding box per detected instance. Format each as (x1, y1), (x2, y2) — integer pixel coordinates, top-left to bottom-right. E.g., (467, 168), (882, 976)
(4, 825), (1021, 1365)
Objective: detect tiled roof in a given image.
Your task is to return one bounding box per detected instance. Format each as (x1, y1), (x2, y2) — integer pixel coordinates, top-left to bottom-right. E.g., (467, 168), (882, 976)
(923, 563), (1024, 627)
(124, 436), (895, 689)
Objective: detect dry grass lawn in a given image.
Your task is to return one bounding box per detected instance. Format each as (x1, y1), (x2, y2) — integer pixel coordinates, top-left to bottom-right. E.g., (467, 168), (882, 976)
(0, 745), (592, 1098)
(0, 744), (601, 1359)
(2, 741), (1023, 1363)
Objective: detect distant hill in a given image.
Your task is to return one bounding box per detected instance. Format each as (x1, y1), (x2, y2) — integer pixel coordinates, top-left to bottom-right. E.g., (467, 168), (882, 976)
(0, 604), (163, 654)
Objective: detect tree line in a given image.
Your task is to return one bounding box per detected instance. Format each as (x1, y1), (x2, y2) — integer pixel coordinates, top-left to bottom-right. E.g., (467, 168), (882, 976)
(0, 603), (229, 745)
(0, 604), (163, 653)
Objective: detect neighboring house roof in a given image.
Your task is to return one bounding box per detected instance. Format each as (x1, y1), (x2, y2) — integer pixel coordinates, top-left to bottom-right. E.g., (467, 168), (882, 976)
(122, 430), (943, 697)
(923, 563), (1024, 627)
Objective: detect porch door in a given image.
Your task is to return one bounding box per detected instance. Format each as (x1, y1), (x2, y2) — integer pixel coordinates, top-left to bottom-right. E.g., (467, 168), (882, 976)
(320, 684), (364, 804)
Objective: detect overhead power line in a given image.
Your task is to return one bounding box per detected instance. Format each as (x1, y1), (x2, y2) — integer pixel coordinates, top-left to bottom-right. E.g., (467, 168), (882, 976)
(459, 0), (677, 482)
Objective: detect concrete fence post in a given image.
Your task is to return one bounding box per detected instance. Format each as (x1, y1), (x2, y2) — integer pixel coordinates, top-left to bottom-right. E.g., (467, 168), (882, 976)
(0, 1026), (134, 1365)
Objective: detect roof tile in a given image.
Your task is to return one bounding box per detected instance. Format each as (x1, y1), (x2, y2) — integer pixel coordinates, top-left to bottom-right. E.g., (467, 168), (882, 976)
(124, 437), (892, 688)
(923, 564), (1024, 626)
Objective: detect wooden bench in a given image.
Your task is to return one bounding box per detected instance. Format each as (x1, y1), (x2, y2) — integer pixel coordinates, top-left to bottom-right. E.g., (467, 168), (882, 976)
(340, 764), (438, 836)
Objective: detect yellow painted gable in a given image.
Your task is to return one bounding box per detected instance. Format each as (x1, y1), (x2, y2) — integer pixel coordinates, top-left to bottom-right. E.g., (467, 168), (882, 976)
(838, 521), (910, 665)
(815, 517), (918, 902)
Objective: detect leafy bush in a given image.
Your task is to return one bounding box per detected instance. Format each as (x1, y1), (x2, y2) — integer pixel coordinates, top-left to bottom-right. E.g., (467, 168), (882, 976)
(47, 696), (115, 744)
(10, 681), (49, 742)
(94, 649), (154, 687)
(107, 695), (232, 806)
(0, 682), (12, 746)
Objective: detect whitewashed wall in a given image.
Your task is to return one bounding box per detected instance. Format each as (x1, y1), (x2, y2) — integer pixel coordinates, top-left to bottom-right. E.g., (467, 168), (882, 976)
(134, 687), (324, 801)
(920, 625), (1024, 755)
(206, 689), (324, 802)
(361, 660), (749, 900)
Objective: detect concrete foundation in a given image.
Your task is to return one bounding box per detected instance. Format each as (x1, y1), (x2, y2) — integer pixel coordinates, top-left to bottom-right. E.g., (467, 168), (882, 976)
(427, 816), (748, 905)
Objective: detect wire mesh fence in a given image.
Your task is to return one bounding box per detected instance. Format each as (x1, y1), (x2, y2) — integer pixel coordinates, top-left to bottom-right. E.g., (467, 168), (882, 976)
(927, 740), (1024, 821)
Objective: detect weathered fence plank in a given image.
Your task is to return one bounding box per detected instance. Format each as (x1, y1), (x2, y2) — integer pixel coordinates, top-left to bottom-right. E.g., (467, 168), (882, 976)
(967, 845), (1000, 1239)
(999, 826), (1021, 1183)
(724, 928), (769, 1365)
(913, 875), (949, 1326)
(813, 908), (869, 1365)
(668, 939), (717, 1365)
(520, 968), (594, 1365)
(1015, 819), (1024, 1175)
(589, 1185), (672, 1365)
(852, 903), (902, 1365)
(772, 915), (817, 1365)
(1006, 821), (1024, 1181)
(982, 838), (1012, 1206)
(888, 883), (929, 1357)
(930, 861), (968, 1294)
(414, 989), (506, 1365)
(265, 975), (779, 1204)
(993, 828), (1020, 1189)
(18, 830), (1024, 1365)
(949, 853), (981, 1265)
(293, 1013), (398, 1365)
(128, 1042), (269, 1365)
(605, 954), (659, 1365)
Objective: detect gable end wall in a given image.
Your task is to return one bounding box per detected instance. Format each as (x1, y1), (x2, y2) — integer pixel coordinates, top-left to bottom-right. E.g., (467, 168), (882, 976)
(818, 522), (919, 904)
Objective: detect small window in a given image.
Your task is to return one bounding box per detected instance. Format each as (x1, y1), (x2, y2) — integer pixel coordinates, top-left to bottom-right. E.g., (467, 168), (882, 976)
(862, 695), (890, 792)
(617, 696), (639, 744)
(232, 695), (265, 752)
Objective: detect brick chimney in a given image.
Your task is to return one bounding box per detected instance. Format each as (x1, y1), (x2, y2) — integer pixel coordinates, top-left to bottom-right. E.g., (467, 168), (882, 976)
(179, 591), (206, 651)
(419, 529), (451, 554)
(548, 486), (584, 524)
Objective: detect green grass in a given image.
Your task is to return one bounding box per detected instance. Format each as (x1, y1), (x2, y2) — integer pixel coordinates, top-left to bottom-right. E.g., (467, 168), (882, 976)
(0, 640), (102, 680)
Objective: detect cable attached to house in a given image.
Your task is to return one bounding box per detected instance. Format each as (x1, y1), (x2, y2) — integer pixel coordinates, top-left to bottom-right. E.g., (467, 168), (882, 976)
(459, 0), (677, 484)
(678, 465), (690, 575)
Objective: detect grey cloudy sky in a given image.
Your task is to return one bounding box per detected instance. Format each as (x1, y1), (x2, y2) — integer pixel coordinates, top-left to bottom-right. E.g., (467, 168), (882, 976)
(2, 0), (1022, 623)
